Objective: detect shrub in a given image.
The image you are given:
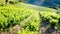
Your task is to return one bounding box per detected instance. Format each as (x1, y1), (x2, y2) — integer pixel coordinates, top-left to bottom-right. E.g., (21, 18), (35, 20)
(50, 19), (58, 27)
(58, 18), (60, 23)
(39, 12), (60, 30)
(9, 1), (15, 4)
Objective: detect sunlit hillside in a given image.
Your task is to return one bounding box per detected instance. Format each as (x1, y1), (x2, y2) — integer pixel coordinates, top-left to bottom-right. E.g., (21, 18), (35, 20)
(0, 1), (60, 34)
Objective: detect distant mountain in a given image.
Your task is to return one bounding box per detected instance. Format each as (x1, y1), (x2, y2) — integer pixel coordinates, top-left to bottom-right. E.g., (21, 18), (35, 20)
(25, 0), (60, 9)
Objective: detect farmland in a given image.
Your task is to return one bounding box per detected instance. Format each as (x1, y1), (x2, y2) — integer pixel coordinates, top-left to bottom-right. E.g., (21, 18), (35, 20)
(0, 2), (60, 34)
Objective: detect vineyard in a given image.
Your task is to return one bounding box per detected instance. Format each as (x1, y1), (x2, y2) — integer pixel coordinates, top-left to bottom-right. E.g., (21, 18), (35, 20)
(0, 3), (60, 34)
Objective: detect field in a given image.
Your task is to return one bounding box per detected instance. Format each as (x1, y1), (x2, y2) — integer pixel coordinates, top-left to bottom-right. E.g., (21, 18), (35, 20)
(0, 3), (60, 34)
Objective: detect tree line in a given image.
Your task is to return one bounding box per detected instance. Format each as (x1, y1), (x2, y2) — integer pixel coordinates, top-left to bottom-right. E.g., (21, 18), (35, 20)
(0, 0), (26, 5)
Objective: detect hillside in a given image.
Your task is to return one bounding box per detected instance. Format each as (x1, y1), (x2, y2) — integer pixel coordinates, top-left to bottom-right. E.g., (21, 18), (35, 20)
(0, 3), (60, 34)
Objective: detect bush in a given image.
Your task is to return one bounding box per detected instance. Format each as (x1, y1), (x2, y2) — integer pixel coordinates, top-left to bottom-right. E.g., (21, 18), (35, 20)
(50, 19), (58, 27)
(39, 12), (60, 30)
(9, 1), (15, 4)
(58, 18), (60, 23)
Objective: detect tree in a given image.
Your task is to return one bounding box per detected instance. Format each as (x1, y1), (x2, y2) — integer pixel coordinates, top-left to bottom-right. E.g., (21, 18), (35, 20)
(0, 0), (26, 5)
(19, 0), (26, 2)
(5, 0), (8, 4)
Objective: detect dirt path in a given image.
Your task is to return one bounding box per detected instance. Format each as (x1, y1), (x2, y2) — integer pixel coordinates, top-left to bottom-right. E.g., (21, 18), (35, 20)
(20, 11), (37, 26)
